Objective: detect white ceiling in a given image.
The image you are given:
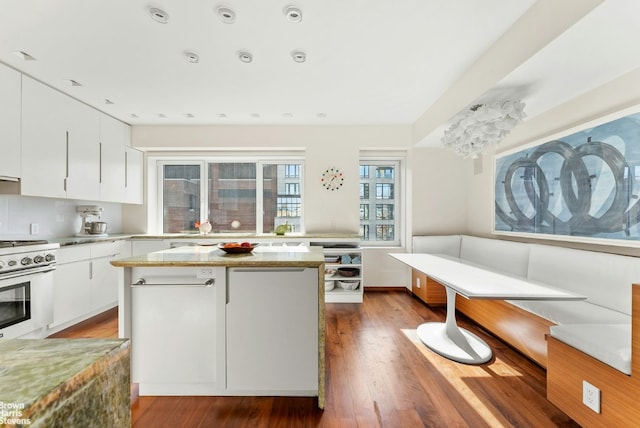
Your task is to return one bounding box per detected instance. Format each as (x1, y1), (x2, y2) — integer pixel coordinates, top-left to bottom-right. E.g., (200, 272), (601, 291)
(1, 0), (639, 147)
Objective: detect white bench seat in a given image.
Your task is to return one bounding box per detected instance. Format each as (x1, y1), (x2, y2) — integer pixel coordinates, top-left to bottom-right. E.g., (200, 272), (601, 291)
(550, 323), (631, 375)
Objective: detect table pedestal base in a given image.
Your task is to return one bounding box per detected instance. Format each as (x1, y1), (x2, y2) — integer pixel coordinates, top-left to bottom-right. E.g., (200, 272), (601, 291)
(416, 322), (492, 364)
(416, 287), (492, 365)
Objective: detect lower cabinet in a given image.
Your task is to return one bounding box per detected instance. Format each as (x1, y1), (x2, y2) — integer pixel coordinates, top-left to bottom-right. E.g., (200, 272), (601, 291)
(226, 267), (318, 393)
(411, 268), (446, 306)
(50, 241), (122, 331)
(130, 267), (226, 395)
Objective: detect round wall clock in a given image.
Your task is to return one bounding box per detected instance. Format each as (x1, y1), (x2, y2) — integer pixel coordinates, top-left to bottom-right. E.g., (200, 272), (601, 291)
(321, 167), (344, 191)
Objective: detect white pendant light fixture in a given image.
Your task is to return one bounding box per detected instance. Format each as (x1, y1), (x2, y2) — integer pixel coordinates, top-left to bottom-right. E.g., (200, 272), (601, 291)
(441, 100), (526, 158)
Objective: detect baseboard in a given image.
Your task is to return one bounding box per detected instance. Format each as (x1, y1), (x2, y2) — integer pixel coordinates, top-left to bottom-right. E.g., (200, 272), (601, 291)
(364, 286), (409, 293)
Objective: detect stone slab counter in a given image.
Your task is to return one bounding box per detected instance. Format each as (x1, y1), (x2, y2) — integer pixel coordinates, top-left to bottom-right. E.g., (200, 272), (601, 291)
(111, 244), (325, 268)
(0, 338), (130, 428)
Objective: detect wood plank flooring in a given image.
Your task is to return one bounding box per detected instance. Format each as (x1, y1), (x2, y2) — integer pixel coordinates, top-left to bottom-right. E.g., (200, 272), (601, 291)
(51, 291), (579, 427)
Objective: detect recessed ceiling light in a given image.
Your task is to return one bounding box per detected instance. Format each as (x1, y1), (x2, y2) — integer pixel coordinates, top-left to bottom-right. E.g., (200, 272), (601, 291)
(159, 113), (166, 118)
(105, 99), (114, 105)
(283, 113), (293, 118)
(238, 51), (253, 63)
(184, 50), (200, 63)
(291, 50), (306, 63)
(148, 7), (170, 24)
(284, 6), (302, 23)
(131, 114), (139, 119)
(218, 113), (227, 118)
(317, 113), (327, 118)
(11, 50), (36, 61)
(185, 113), (195, 118)
(217, 6), (236, 23)
(251, 113), (261, 118)
(63, 79), (82, 87)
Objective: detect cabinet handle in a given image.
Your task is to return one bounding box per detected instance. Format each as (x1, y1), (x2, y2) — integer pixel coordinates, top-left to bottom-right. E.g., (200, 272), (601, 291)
(124, 151), (128, 187)
(99, 142), (103, 183)
(89, 261), (93, 280)
(64, 131), (70, 191)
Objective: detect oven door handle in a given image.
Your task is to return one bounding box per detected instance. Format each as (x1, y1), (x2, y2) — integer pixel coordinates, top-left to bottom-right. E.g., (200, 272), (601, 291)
(0, 265), (56, 281)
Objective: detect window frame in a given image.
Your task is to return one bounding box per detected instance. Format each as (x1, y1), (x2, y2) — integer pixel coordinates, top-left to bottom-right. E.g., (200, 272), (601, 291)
(359, 156), (403, 247)
(152, 155), (305, 235)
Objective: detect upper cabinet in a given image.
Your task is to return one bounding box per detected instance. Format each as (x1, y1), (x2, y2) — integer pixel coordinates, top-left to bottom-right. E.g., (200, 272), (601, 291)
(20, 76), (141, 204)
(0, 63), (21, 179)
(21, 76), (71, 199)
(99, 113), (127, 202)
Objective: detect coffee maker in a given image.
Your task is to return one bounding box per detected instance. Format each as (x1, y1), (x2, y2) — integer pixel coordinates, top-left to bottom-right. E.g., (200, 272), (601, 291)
(76, 205), (108, 236)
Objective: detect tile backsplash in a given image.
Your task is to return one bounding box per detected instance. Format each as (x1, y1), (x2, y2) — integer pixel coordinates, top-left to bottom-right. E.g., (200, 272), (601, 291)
(0, 195), (122, 239)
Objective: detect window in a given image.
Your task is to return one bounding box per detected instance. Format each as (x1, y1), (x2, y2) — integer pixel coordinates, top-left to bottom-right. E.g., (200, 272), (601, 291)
(359, 159), (401, 244)
(159, 159), (303, 234)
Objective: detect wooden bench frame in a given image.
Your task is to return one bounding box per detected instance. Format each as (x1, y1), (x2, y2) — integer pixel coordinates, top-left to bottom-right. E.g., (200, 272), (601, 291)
(411, 269), (640, 426)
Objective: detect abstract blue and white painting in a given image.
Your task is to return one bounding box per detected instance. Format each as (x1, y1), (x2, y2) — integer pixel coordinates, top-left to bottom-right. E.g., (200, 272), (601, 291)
(494, 111), (640, 242)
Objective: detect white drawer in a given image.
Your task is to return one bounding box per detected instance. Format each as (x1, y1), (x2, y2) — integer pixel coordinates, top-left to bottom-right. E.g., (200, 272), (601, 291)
(57, 245), (92, 264)
(91, 241), (122, 258)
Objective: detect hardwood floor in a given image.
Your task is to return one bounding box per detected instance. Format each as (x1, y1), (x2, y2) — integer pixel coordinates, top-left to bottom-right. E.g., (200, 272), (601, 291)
(51, 291), (579, 427)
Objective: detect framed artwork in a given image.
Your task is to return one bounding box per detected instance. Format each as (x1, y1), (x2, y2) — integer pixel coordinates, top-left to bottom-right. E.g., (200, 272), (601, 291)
(494, 106), (640, 245)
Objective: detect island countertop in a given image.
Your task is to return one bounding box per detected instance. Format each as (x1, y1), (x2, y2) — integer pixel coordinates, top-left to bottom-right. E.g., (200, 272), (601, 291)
(111, 244), (325, 268)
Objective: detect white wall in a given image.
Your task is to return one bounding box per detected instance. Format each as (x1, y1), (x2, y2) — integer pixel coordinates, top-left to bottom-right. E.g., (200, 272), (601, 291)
(466, 67), (640, 255)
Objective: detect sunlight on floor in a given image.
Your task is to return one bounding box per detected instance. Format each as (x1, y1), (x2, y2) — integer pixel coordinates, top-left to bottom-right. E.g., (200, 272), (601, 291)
(401, 329), (524, 428)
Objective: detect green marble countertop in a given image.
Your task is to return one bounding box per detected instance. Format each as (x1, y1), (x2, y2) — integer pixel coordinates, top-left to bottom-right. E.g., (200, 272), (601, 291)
(0, 338), (129, 421)
(111, 244), (325, 268)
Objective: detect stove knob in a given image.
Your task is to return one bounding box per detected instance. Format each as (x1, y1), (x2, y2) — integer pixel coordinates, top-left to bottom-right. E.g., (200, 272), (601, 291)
(21, 257), (33, 266)
(45, 254), (56, 262)
(33, 255), (45, 264)
(0, 261), (4, 269)
(8, 260), (17, 267)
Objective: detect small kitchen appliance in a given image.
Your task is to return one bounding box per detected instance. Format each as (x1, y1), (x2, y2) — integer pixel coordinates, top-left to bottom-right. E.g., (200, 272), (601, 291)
(76, 205), (108, 236)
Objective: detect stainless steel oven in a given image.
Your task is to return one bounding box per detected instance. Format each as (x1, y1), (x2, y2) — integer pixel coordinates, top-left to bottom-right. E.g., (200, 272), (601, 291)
(0, 240), (58, 339)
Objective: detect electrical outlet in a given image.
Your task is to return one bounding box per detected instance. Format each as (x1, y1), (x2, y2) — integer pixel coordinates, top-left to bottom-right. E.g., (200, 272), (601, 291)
(196, 268), (215, 278)
(416, 277), (421, 288)
(583, 380), (601, 413)
(30, 223), (39, 235)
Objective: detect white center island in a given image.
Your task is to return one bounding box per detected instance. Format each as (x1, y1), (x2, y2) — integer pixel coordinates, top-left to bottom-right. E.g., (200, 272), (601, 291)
(111, 244), (325, 408)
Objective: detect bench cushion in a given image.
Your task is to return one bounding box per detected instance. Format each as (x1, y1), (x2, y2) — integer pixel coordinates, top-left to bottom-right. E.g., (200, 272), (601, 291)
(460, 235), (530, 277)
(527, 244), (639, 315)
(509, 300), (630, 325)
(550, 323), (631, 375)
(412, 235), (461, 258)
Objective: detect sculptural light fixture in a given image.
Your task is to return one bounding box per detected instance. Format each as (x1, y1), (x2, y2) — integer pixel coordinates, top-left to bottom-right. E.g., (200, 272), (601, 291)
(441, 100), (526, 158)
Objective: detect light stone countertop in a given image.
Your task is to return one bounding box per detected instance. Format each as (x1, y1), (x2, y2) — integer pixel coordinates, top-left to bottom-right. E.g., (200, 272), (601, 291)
(111, 244), (325, 268)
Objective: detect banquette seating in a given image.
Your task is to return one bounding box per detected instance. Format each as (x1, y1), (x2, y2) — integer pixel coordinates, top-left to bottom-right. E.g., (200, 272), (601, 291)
(410, 234), (640, 427)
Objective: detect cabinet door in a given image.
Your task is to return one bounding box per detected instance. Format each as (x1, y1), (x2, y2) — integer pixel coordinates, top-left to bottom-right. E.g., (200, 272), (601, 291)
(21, 76), (68, 198)
(99, 114), (127, 202)
(0, 63), (21, 178)
(131, 267), (226, 394)
(124, 147), (143, 204)
(90, 256), (119, 311)
(66, 99), (100, 200)
(50, 260), (91, 328)
(226, 267), (318, 392)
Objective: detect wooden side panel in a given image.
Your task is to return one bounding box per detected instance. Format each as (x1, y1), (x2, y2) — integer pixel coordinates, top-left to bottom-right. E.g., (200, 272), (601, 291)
(411, 269), (427, 302)
(547, 336), (640, 427)
(411, 270), (446, 306)
(456, 297), (553, 367)
(547, 284), (640, 427)
(424, 277), (446, 305)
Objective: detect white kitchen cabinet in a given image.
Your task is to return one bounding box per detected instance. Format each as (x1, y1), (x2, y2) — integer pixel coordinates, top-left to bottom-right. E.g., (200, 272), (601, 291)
(65, 98), (100, 200)
(21, 76), (100, 200)
(0, 63), (21, 179)
(50, 241), (122, 332)
(124, 146), (143, 204)
(99, 113), (127, 202)
(21, 76), (68, 198)
(130, 267), (226, 395)
(226, 267), (318, 393)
